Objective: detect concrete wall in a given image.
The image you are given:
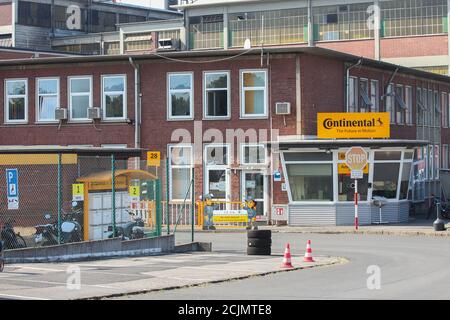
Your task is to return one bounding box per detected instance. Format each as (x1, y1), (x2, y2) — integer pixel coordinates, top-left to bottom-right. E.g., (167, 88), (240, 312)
(4, 234), (176, 263)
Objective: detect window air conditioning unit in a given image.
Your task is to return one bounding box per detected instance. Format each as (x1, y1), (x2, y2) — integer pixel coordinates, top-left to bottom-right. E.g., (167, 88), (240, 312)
(157, 38), (181, 51)
(275, 102), (291, 115)
(55, 108), (67, 120)
(87, 107), (101, 120)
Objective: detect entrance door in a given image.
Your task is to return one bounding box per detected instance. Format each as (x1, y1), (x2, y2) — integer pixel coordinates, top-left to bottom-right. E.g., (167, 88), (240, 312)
(206, 168), (230, 201)
(242, 172), (267, 217)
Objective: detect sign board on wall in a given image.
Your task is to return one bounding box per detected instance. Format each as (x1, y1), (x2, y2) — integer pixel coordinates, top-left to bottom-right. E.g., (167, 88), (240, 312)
(147, 151), (161, 167)
(6, 169), (19, 210)
(72, 183), (84, 201)
(317, 112), (390, 139)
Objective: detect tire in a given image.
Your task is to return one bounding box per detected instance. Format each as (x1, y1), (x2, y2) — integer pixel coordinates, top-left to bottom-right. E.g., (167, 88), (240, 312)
(247, 230), (271, 239)
(247, 246), (271, 256)
(247, 238), (272, 247)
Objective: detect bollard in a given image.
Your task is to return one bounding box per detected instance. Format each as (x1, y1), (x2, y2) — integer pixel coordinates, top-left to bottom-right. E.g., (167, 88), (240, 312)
(433, 201), (446, 231)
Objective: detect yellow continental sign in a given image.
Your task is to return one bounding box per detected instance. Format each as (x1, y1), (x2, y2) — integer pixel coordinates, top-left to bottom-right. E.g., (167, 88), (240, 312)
(317, 112), (390, 139)
(338, 163), (369, 175)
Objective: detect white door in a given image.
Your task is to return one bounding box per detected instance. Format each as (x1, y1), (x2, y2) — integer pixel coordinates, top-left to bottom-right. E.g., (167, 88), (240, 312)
(242, 171), (267, 218)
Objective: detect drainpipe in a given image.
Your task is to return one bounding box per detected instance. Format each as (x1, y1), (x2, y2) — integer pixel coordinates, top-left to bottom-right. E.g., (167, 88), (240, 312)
(346, 59), (363, 112)
(129, 57), (141, 153)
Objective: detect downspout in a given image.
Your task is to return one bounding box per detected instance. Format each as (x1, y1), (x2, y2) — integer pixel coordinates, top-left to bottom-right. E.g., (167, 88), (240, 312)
(129, 57), (141, 152)
(346, 59), (363, 112)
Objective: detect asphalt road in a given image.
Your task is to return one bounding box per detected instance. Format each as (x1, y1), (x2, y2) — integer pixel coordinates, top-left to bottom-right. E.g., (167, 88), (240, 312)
(116, 232), (450, 300)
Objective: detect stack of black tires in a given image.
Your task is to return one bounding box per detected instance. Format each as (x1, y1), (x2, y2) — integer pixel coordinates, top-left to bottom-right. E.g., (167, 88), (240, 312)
(247, 229), (272, 255)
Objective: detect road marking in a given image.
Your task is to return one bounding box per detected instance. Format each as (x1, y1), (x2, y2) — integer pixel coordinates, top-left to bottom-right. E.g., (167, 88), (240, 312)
(0, 277), (117, 289)
(0, 293), (50, 300)
(14, 266), (66, 272)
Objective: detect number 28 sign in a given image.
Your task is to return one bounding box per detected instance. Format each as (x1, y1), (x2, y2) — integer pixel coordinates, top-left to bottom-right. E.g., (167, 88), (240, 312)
(147, 151), (161, 167)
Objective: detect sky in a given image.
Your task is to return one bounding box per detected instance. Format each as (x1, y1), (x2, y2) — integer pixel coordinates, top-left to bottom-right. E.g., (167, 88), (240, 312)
(115, 0), (167, 9)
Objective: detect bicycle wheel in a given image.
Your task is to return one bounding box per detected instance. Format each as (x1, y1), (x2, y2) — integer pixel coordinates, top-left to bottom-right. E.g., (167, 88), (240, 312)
(15, 235), (27, 249)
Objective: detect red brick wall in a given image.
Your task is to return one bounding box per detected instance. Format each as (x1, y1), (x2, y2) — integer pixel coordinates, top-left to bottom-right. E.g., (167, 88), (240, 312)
(0, 3), (12, 26)
(381, 35), (448, 58)
(0, 62), (135, 146)
(317, 39), (376, 59)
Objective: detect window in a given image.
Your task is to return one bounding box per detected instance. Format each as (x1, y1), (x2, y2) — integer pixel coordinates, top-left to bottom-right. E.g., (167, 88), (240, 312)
(373, 163), (400, 199)
(102, 75), (126, 120)
(204, 71), (229, 118)
(442, 145), (449, 169)
(18, 1), (51, 28)
(359, 78), (371, 112)
(434, 145), (440, 179)
(338, 151), (369, 202)
(395, 85), (406, 125)
(417, 87), (426, 126)
(385, 84), (395, 123)
(434, 91), (440, 127)
(370, 80), (379, 112)
(348, 76), (358, 112)
(399, 162), (412, 200)
(241, 144), (266, 165)
(286, 164), (333, 202)
(240, 70), (268, 118)
(169, 145), (193, 201)
(405, 86), (413, 125)
(189, 15), (224, 49)
(168, 73), (193, 120)
(205, 145), (229, 166)
(429, 144), (434, 180)
(124, 33), (153, 51)
(284, 152), (334, 202)
(69, 77), (92, 121)
(442, 92), (449, 128)
(5, 79), (27, 123)
(412, 147), (426, 202)
(37, 78), (59, 122)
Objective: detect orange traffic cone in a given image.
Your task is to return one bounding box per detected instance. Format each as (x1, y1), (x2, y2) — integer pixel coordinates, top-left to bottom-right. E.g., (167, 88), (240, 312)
(303, 240), (315, 262)
(281, 243), (294, 268)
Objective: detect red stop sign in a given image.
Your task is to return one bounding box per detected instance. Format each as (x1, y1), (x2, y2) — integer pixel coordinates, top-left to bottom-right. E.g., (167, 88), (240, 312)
(345, 147), (368, 171)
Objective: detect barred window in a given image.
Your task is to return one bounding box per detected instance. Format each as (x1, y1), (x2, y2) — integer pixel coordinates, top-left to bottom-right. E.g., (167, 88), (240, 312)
(381, 0), (447, 37)
(313, 3), (374, 41)
(124, 32), (153, 51)
(229, 8), (308, 48)
(189, 15), (224, 50)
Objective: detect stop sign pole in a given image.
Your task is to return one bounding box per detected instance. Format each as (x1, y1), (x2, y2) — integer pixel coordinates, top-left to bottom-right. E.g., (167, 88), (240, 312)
(345, 147), (368, 230)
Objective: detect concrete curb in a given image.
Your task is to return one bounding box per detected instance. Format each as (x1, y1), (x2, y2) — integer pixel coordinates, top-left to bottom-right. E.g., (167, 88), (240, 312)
(80, 256), (348, 300)
(175, 227), (450, 237)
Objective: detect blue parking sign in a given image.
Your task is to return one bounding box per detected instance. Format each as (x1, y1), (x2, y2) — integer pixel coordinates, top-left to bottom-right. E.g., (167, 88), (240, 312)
(6, 169), (19, 210)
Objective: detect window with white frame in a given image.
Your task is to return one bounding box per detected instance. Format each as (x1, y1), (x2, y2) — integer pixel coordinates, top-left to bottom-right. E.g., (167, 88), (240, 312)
(429, 144), (434, 180)
(241, 144), (266, 165)
(168, 145), (193, 201)
(358, 78), (371, 113)
(37, 78), (59, 122)
(405, 86), (412, 125)
(385, 83), (395, 123)
(240, 70), (268, 118)
(102, 75), (126, 120)
(204, 71), (229, 118)
(348, 76), (358, 113)
(412, 147), (426, 202)
(442, 144), (448, 169)
(370, 80), (379, 112)
(428, 89), (433, 126)
(442, 92), (449, 128)
(204, 144), (230, 200)
(434, 145), (440, 179)
(168, 73), (193, 120)
(434, 91), (440, 128)
(69, 76), (92, 120)
(5, 79), (27, 123)
(395, 84), (406, 125)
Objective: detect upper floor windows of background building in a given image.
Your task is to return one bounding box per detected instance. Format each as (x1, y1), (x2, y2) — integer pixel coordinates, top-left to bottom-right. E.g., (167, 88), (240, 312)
(90, 10), (117, 33)
(102, 75), (126, 120)
(189, 15), (224, 50)
(348, 77), (379, 113)
(240, 70), (268, 119)
(69, 76), (92, 121)
(167, 73), (194, 120)
(37, 78), (59, 123)
(313, 3), (374, 41)
(18, 1), (51, 28)
(4, 79), (27, 124)
(204, 71), (230, 119)
(381, 0), (447, 37)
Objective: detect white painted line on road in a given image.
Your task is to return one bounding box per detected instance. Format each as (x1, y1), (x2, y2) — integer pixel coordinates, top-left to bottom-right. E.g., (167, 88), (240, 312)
(0, 276), (117, 289)
(14, 266), (66, 272)
(0, 293), (50, 300)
